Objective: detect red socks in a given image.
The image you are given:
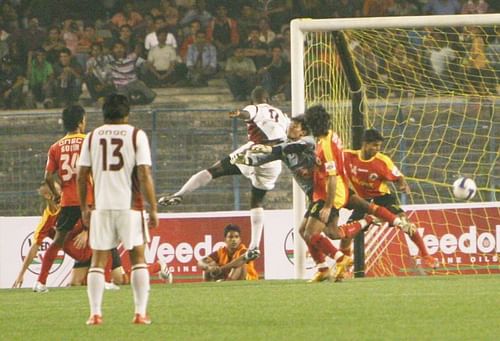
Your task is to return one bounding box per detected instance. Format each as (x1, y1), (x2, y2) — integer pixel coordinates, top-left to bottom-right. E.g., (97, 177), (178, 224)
(338, 221), (363, 239)
(368, 203), (398, 225)
(38, 243), (61, 284)
(307, 242), (326, 264)
(310, 234), (340, 259)
(410, 231), (429, 257)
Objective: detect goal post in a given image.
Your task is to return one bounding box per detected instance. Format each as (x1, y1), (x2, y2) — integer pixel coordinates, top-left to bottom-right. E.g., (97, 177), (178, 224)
(291, 14), (500, 279)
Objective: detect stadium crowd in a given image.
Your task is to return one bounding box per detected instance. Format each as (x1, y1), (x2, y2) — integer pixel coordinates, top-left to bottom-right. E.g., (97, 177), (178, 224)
(0, 0), (498, 109)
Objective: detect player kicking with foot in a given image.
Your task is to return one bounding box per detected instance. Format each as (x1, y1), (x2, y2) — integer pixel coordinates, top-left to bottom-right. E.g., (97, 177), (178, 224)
(341, 129), (438, 270)
(303, 105), (416, 282)
(158, 86), (290, 260)
(78, 94), (158, 325)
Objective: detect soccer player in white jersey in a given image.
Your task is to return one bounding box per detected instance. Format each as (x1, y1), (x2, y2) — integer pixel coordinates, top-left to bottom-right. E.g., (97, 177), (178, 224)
(159, 86), (290, 259)
(77, 94), (158, 326)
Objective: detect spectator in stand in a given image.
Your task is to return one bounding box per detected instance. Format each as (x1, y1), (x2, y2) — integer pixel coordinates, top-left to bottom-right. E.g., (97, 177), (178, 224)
(463, 26), (496, 96)
(108, 40), (156, 104)
(259, 45), (291, 100)
(238, 5), (259, 44)
(115, 24), (139, 54)
(424, 0), (461, 15)
(85, 43), (114, 103)
(1, 2), (18, 30)
(0, 24), (10, 60)
(42, 26), (66, 65)
(22, 17), (46, 55)
(75, 24), (102, 69)
(144, 16), (178, 51)
(363, 0), (394, 17)
(110, 1), (144, 32)
(275, 25), (291, 63)
(61, 18), (80, 55)
(186, 30), (217, 86)
(258, 0), (293, 32)
(426, 33), (458, 91)
(242, 27), (269, 70)
(27, 48), (54, 106)
(5, 40), (27, 75)
(225, 47), (257, 101)
(159, 0), (180, 29)
(461, 0), (489, 14)
(144, 28), (186, 87)
(179, 19), (201, 61)
(331, 0), (357, 18)
(50, 48), (83, 107)
(179, 0), (212, 31)
(206, 5), (239, 62)
(258, 18), (276, 45)
(387, 0), (419, 16)
(0, 55), (26, 109)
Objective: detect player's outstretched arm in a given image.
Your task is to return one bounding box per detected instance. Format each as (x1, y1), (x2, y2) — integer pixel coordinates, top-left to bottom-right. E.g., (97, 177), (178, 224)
(137, 165), (158, 229)
(228, 109), (250, 120)
(12, 242), (40, 288)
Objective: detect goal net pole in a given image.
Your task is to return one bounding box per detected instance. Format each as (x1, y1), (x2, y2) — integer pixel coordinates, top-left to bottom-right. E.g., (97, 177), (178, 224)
(290, 13), (500, 279)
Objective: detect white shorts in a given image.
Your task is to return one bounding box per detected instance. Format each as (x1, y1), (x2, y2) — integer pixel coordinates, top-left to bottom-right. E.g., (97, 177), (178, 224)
(231, 142), (282, 191)
(89, 209), (149, 251)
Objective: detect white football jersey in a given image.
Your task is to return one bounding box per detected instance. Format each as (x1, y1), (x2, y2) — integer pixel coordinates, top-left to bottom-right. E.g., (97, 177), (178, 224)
(243, 104), (290, 144)
(79, 124), (152, 210)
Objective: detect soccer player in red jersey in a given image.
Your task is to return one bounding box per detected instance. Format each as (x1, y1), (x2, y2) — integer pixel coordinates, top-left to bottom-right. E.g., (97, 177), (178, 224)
(303, 105), (414, 282)
(33, 105), (94, 293)
(342, 129), (438, 269)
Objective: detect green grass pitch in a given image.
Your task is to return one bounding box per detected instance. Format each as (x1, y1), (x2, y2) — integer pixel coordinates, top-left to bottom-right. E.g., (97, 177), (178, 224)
(1, 275), (499, 340)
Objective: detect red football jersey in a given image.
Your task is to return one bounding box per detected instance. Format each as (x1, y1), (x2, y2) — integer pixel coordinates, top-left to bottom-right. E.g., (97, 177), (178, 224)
(312, 131), (349, 209)
(343, 149), (402, 199)
(45, 133), (93, 207)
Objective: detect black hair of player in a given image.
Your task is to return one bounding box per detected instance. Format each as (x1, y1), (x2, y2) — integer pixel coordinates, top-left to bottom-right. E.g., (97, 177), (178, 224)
(251, 86), (269, 104)
(363, 129), (384, 143)
(291, 114), (310, 135)
(103, 93), (130, 121)
(224, 224), (241, 237)
(304, 105), (331, 137)
(62, 105), (85, 132)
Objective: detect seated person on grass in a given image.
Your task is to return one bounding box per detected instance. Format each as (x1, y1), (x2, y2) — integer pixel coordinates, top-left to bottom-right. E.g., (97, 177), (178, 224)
(198, 224), (258, 281)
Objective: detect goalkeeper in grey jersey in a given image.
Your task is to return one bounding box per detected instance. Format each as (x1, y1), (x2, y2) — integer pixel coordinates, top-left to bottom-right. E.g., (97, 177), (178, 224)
(232, 115), (315, 198)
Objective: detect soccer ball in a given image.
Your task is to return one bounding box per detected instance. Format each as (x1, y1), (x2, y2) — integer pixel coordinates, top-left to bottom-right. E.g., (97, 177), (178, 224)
(452, 177), (477, 200)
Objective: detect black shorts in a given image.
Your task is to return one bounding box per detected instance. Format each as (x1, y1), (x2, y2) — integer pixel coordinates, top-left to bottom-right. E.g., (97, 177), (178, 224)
(111, 248), (122, 270)
(305, 200), (340, 225)
(349, 193), (404, 221)
(73, 259), (91, 268)
(56, 206), (82, 232)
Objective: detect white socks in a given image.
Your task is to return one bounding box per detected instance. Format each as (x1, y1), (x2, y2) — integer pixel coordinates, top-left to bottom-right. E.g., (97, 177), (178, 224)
(87, 268), (105, 316)
(175, 169), (213, 197)
(249, 207), (264, 249)
(131, 264), (150, 316)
